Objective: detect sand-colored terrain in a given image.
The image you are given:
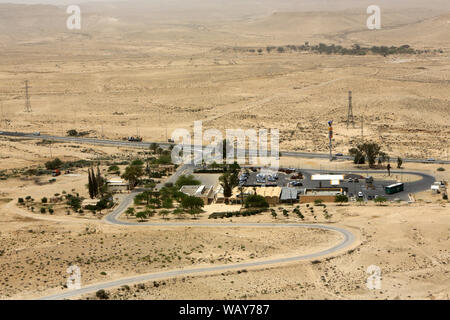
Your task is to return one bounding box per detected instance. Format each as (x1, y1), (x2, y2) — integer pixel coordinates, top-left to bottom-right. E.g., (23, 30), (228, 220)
(0, 0), (449, 300)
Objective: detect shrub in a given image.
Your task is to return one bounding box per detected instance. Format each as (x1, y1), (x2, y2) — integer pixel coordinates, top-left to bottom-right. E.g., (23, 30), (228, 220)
(374, 197), (387, 205)
(45, 158), (63, 170)
(95, 289), (109, 300)
(437, 167), (445, 172)
(244, 195), (269, 208)
(41, 197), (48, 204)
(40, 207), (46, 214)
(48, 207), (54, 214)
(314, 199), (323, 206)
(18, 198), (24, 204)
(335, 194), (349, 205)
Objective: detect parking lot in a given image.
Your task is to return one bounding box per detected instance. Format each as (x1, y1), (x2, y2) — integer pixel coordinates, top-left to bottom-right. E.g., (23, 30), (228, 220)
(239, 168), (406, 200)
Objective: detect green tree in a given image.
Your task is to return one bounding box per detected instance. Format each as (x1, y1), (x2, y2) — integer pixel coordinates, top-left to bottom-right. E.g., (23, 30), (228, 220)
(159, 210), (170, 220)
(45, 158), (63, 170)
(335, 194), (349, 205)
(135, 211), (148, 222)
(121, 164), (144, 189)
(175, 174), (201, 189)
(244, 195), (269, 208)
(397, 157), (403, 169)
(181, 196), (204, 218)
(125, 207), (135, 219)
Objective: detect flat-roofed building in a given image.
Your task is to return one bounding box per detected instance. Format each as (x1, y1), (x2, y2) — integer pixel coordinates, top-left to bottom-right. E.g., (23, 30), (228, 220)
(280, 187), (299, 203)
(300, 188), (345, 203)
(106, 178), (129, 193)
(230, 186), (281, 206)
(180, 185), (214, 205)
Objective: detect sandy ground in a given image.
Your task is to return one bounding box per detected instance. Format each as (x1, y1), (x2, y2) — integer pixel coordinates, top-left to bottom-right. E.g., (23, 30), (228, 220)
(0, 0), (449, 300)
(80, 203), (450, 300)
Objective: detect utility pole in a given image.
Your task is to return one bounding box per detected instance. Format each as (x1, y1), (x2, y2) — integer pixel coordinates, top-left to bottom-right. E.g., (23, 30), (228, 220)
(361, 115), (364, 141)
(24, 80), (32, 113)
(328, 120), (333, 161)
(347, 91), (355, 128)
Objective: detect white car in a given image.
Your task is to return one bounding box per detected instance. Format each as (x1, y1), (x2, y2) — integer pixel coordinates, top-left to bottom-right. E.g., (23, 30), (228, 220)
(357, 192), (364, 199)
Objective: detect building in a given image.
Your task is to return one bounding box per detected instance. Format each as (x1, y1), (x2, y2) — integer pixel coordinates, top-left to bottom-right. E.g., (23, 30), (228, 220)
(300, 188), (345, 203)
(280, 187), (299, 203)
(106, 179), (129, 193)
(230, 186), (282, 206)
(180, 185), (215, 205)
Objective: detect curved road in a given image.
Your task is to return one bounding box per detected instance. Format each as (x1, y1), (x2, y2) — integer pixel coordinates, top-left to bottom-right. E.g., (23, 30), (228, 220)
(40, 168), (435, 299)
(40, 192), (357, 300)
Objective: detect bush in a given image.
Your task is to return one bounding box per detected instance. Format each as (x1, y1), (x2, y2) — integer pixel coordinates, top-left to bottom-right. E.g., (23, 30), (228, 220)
(45, 158), (63, 170)
(95, 289), (109, 300)
(40, 207), (46, 214)
(374, 197), (387, 205)
(18, 198), (24, 204)
(48, 207), (54, 214)
(437, 167), (445, 172)
(41, 197), (48, 204)
(335, 194), (349, 204)
(244, 195), (269, 208)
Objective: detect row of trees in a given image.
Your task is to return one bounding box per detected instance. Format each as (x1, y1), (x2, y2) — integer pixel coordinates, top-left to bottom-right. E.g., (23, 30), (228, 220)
(88, 166), (105, 199)
(259, 43), (427, 56)
(349, 142), (403, 171)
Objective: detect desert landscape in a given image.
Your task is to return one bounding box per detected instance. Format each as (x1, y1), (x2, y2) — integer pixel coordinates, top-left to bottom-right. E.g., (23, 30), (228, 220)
(0, 0), (449, 301)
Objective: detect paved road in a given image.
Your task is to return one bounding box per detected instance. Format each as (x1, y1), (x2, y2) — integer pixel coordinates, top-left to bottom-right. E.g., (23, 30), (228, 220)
(39, 166), (434, 300)
(1, 131), (449, 164)
(40, 190), (356, 300)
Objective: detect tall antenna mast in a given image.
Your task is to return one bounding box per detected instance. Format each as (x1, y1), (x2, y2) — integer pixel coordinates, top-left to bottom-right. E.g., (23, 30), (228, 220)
(24, 80), (32, 113)
(347, 91), (355, 128)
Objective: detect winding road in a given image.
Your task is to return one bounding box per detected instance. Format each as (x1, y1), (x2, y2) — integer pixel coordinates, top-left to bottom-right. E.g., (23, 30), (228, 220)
(38, 167), (437, 300)
(40, 191), (357, 300)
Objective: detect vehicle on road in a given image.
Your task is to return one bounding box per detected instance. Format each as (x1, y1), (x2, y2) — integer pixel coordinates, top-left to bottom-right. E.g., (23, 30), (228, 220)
(128, 136), (143, 142)
(385, 182), (404, 194)
(335, 153), (344, 157)
(426, 158), (436, 162)
(32, 132), (40, 136)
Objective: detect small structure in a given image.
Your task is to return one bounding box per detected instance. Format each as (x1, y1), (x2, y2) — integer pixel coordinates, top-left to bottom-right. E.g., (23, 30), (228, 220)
(280, 187), (299, 203)
(311, 174), (344, 186)
(180, 185), (214, 205)
(230, 186), (281, 206)
(107, 179), (129, 193)
(300, 188), (345, 203)
(214, 185), (225, 203)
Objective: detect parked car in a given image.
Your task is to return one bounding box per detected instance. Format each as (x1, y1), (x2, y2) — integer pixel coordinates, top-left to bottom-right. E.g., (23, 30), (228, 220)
(348, 178), (353, 183)
(335, 153), (344, 157)
(358, 191), (364, 199)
